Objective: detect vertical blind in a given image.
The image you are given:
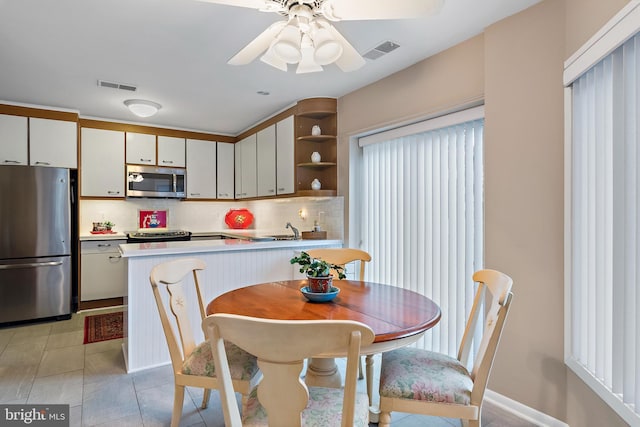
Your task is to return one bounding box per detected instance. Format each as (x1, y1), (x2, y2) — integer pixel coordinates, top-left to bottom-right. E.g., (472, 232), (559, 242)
(359, 116), (484, 357)
(569, 32), (640, 423)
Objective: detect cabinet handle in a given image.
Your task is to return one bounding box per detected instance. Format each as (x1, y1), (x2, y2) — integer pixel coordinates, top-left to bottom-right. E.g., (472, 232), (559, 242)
(268, 189), (275, 193)
(162, 160), (174, 164)
(190, 193), (201, 196)
(278, 187), (285, 191)
(97, 244), (112, 248)
(140, 158), (152, 162)
(109, 255), (122, 260)
(3, 160), (21, 164)
(107, 190), (120, 195)
(34, 161), (51, 165)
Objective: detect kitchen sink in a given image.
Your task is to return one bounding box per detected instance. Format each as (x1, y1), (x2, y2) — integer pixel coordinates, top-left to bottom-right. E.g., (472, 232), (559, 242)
(268, 234), (298, 241)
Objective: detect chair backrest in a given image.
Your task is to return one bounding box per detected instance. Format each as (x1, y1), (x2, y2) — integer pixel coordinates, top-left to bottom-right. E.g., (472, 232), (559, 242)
(457, 269), (514, 405)
(305, 248), (371, 280)
(203, 313), (375, 427)
(149, 257), (207, 371)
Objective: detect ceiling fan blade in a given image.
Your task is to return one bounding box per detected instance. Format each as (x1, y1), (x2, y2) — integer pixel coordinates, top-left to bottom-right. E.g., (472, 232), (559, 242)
(321, 0), (444, 21)
(228, 21), (286, 65)
(196, 0), (272, 10)
(327, 26), (365, 72)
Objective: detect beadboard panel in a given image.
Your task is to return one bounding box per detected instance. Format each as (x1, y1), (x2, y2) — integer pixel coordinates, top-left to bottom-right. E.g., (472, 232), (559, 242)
(125, 245), (338, 372)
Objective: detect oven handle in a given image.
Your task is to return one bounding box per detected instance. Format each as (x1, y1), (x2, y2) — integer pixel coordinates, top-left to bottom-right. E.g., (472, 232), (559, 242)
(0, 261), (63, 270)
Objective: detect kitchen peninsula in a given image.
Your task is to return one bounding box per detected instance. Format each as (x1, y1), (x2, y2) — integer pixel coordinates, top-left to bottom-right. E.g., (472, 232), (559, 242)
(119, 237), (341, 372)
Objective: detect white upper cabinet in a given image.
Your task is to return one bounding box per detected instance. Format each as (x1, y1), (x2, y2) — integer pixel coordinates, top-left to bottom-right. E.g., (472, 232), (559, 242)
(276, 115), (295, 195)
(126, 132), (155, 165)
(158, 136), (185, 167)
(257, 124), (276, 197)
(0, 114), (28, 166)
(29, 118), (77, 168)
(217, 142), (234, 199)
(235, 134), (257, 199)
(186, 139), (216, 199)
(80, 128), (125, 198)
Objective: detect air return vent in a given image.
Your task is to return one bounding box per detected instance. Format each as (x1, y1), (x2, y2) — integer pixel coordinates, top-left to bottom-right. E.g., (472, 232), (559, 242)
(363, 41), (400, 60)
(97, 80), (137, 92)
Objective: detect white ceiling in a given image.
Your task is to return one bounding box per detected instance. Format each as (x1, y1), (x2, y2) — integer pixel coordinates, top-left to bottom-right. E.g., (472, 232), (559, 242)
(0, 0), (540, 136)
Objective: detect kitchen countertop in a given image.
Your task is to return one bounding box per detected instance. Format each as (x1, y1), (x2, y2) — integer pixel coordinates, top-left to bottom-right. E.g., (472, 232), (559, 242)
(79, 232), (127, 241)
(79, 229), (306, 241)
(119, 238), (342, 258)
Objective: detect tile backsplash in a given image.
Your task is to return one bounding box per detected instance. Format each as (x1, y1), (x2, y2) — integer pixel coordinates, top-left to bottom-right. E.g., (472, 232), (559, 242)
(80, 197), (344, 240)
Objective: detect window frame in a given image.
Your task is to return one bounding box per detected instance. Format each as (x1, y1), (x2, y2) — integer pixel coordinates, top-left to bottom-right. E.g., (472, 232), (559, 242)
(564, 1), (640, 425)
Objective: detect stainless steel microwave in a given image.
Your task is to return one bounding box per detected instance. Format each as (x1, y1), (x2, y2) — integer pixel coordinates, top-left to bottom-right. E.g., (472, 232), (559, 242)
(126, 165), (186, 199)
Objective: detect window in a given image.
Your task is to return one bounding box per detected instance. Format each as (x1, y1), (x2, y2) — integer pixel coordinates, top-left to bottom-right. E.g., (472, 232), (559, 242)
(564, 2), (640, 424)
(353, 107), (484, 356)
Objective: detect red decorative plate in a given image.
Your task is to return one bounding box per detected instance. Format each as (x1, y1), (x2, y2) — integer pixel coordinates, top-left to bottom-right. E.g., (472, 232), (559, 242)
(225, 209), (254, 229)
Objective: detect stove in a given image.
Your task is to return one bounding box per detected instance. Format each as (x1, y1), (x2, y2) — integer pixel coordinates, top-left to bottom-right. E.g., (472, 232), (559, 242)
(126, 230), (192, 243)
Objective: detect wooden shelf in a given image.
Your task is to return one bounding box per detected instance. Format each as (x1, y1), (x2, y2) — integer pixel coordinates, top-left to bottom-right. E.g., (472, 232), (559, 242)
(296, 189), (337, 197)
(297, 162), (337, 168)
(297, 135), (336, 142)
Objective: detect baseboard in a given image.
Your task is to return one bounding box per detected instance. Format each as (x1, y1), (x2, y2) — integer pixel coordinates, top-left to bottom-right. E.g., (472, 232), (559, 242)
(485, 389), (569, 427)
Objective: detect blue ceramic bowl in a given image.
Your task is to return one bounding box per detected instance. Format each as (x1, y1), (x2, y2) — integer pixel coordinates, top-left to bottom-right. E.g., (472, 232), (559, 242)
(300, 286), (340, 302)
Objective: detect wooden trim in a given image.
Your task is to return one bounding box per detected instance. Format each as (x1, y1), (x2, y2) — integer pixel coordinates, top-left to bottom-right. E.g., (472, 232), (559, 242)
(235, 105), (297, 141)
(0, 104), (78, 122)
(78, 118), (236, 143)
(295, 97), (337, 117)
(79, 297), (124, 311)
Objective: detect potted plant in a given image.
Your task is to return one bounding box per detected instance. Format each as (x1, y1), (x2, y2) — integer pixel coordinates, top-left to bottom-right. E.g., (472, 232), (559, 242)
(290, 251), (346, 293)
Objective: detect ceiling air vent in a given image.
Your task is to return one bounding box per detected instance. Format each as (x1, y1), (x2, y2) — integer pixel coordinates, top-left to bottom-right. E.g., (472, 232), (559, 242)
(97, 80), (137, 92)
(363, 41), (400, 60)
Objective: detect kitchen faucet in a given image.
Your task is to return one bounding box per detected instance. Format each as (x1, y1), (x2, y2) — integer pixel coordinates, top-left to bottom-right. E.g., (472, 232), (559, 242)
(286, 222), (300, 240)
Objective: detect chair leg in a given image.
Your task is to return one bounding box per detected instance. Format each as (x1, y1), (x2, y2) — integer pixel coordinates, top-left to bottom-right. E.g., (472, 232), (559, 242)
(365, 354), (374, 406)
(379, 410), (392, 427)
(201, 388), (211, 409)
(171, 385), (185, 427)
(358, 356), (364, 380)
(467, 418), (480, 427)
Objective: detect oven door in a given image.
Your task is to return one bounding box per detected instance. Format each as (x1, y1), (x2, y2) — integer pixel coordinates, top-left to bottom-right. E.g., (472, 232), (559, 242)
(127, 165), (186, 198)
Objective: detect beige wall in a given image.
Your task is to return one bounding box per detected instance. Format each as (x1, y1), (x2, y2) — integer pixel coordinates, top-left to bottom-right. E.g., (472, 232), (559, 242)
(338, 0), (632, 425)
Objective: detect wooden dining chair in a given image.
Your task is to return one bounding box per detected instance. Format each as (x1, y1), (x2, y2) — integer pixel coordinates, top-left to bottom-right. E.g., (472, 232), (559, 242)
(149, 258), (261, 427)
(377, 269), (514, 427)
(305, 248), (373, 392)
(203, 313), (375, 427)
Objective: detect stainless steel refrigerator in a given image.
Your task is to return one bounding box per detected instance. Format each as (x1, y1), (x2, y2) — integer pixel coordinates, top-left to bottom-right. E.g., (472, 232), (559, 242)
(0, 165), (74, 324)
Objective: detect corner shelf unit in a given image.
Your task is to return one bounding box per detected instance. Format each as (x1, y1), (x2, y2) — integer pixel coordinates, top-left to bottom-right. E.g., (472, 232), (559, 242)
(294, 98), (337, 196)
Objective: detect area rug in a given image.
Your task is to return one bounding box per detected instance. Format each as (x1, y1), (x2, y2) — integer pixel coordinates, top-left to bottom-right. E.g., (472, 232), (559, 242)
(83, 311), (124, 344)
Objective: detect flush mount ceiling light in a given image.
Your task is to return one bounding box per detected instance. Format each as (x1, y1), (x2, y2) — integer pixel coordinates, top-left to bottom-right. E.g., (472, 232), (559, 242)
(197, 0), (445, 73)
(124, 99), (162, 117)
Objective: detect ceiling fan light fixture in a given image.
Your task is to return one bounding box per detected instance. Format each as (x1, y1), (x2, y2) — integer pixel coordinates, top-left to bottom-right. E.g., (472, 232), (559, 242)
(296, 39), (323, 74)
(272, 25), (302, 63)
(260, 47), (288, 71)
(124, 99), (161, 118)
(312, 27), (343, 65)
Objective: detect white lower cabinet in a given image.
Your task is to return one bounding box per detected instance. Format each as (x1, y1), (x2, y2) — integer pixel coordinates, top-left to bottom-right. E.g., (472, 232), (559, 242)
(80, 240), (127, 301)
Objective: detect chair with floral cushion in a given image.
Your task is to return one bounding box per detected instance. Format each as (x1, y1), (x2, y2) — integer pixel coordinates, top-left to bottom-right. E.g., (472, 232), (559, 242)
(149, 258), (261, 427)
(203, 313), (375, 427)
(378, 269), (514, 427)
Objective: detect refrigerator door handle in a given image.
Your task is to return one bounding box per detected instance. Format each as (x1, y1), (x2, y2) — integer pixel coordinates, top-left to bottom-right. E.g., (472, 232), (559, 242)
(0, 261), (63, 270)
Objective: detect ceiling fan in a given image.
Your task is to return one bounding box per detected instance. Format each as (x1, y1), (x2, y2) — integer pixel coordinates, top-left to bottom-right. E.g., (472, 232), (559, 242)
(198, 0), (445, 73)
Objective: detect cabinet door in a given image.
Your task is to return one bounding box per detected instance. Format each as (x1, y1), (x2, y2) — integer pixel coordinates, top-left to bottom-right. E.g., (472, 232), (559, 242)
(29, 118), (77, 168)
(186, 139), (216, 199)
(81, 128), (125, 197)
(158, 136), (185, 167)
(0, 114), (28, 165)
(80, 240), (127, 301)
(257, 124), (276, 197)
(126, 132), (155, 165)
(276, 115), (295, 195)
(237, 134), (257, 198)
(217, 142), (235, 199)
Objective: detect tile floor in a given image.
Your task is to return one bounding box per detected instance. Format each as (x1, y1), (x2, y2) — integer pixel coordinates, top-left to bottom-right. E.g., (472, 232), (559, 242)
(0, 308), (540, 426)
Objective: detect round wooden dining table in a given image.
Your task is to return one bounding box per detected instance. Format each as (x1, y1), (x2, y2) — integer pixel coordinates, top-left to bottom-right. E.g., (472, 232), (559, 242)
(207, 279), (441, 420)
